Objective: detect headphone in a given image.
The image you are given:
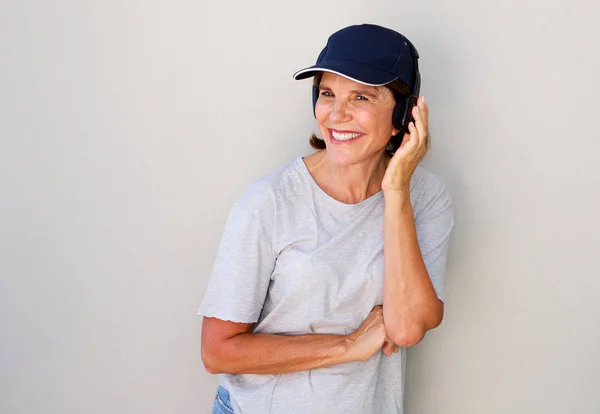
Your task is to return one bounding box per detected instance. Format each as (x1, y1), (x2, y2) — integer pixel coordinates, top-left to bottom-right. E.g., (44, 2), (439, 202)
(311, 40), (421, 149)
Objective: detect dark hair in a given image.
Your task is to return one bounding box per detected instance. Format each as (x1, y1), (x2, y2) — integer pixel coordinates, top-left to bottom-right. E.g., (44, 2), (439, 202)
(308, 72), (428, 157)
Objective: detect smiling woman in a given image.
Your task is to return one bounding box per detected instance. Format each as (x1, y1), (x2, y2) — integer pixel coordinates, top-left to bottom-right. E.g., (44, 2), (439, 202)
(199, 23), (454, 414)
(309, 72), (414, 157)
(311, 72), (401, 169)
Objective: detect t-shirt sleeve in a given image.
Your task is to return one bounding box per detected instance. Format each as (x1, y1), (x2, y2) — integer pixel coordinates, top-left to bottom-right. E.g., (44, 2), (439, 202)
(413, 172), (454, 302)
(198, 180), (276, 323)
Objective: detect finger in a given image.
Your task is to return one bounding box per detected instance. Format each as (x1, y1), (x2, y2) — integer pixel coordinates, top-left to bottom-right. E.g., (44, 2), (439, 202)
(412, 111), (428, 153)
(416, 98), (429, 132)
(419, 96), (428, 113)
(393, 345), (399, 353)
(383, 341), (393, 356)
(405, 121), (419, 150)
(412, 106), (427, 148)
(388, 342), (397, 356)
(418, 96), (429, 145)
(394, 120), (419, 158)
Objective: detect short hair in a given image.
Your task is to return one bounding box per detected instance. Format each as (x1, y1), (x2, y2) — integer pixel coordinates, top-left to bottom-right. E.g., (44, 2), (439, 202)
(308, 72), (428, 157)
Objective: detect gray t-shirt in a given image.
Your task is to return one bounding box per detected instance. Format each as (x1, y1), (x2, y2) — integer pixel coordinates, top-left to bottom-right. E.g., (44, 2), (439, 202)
(199, 157), (454, 414)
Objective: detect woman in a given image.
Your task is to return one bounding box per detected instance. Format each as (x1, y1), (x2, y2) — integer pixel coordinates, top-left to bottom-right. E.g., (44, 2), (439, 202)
(199, 24), (454, 414)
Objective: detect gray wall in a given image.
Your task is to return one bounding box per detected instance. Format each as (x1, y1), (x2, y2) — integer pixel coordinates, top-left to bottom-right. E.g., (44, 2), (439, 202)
(1, 1), (599, 413)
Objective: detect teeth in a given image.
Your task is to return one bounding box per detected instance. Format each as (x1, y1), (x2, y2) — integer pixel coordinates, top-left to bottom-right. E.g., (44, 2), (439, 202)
(331, 131), (362, 141)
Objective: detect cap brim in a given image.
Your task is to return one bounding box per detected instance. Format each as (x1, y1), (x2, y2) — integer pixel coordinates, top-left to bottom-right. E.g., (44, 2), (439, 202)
(293, 60), (398, 86)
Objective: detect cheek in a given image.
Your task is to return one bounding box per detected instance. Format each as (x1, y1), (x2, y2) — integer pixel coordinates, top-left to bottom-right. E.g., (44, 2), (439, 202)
(314, 101), (329, 124)
(354, 109), (393, 136)
(373, 111), (396, 136)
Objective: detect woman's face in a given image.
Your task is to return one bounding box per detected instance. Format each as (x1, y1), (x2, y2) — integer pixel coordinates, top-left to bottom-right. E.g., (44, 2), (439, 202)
(315, 72), (399, 167)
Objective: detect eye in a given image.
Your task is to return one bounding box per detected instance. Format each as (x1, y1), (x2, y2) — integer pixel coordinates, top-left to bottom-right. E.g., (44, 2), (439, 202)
(355, 95), (369, 101)
(320, 91), (333, 98)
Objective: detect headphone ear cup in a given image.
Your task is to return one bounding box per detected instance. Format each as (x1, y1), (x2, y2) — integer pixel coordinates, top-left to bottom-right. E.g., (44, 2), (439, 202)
(392, 99), (407, 130)
(387, 131), (404, 153)
(393, 95), (419, 131)
(312, 85), (319, 118)
(389, 101), (407, 153)
(390, 95), (417, 152)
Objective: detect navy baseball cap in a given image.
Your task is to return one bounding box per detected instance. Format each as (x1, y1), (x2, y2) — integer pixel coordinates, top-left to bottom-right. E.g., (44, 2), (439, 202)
(293, 24), (419, 87)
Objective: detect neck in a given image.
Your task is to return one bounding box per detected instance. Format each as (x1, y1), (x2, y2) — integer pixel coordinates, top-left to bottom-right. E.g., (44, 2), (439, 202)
(305, 150), (389, 204)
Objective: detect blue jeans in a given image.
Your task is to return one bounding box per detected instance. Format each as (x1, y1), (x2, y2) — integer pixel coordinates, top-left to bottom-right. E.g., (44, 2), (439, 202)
(212, 385), (234, 414)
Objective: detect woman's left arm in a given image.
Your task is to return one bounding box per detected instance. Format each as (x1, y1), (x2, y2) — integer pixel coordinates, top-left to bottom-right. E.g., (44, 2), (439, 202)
(381, 96), (450, 347)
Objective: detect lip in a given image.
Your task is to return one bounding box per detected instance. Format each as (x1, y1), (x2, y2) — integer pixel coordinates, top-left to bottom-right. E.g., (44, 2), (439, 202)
(328, 128), (366, 145)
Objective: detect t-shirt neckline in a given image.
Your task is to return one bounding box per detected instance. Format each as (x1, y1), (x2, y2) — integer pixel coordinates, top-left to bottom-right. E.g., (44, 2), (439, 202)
(295, 157), (384, 208)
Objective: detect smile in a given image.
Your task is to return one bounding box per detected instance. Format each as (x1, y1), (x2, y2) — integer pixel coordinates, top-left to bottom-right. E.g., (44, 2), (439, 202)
(329, 129), (365, 144)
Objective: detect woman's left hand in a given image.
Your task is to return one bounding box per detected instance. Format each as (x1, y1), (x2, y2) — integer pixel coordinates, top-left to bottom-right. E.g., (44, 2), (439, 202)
(381, 96), (429, 195)
(382, 340), (399, 357)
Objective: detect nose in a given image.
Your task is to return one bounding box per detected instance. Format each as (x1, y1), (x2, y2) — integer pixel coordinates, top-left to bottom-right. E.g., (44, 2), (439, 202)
(329, 99), (351, 123)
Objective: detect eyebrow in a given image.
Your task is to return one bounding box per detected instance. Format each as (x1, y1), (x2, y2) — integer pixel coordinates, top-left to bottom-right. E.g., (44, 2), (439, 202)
(319, 84), (381, 99)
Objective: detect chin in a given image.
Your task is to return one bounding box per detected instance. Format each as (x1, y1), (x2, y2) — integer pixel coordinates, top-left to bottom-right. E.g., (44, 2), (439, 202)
(321, 129), (388, 167)
(323, 145), (383, 168)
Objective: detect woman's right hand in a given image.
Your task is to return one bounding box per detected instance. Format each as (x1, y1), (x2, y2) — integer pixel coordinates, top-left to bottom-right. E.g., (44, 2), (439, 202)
(345, 305), (398, 361)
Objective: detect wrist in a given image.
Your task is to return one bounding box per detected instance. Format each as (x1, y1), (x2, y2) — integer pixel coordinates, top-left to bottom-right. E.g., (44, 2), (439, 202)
(383, 189), (411, 209)
(341, 334), (357, 363)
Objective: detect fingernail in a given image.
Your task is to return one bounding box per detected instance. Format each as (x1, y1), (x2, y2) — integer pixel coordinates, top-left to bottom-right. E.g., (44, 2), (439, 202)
(415, 106), (420, 113)
(422, 96), (426, 104)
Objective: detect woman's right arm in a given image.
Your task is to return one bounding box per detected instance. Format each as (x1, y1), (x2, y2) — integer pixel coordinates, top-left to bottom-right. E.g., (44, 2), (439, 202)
(201, 306), (395, 375)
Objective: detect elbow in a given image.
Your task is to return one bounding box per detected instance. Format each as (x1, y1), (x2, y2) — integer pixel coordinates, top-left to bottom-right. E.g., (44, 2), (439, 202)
(202, 358), (221, 375)
(201, 338), (226, 374)
(201, 346), (220, 374)
(389, 326), (426, 348)
(201, 317), (253, 375)
(388, 305), (444, 347)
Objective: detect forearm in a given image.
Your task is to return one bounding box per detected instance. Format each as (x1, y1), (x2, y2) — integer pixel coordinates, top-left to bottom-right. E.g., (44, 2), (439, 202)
(382, 191), (443, 346)
(203, 331), (351, 375)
